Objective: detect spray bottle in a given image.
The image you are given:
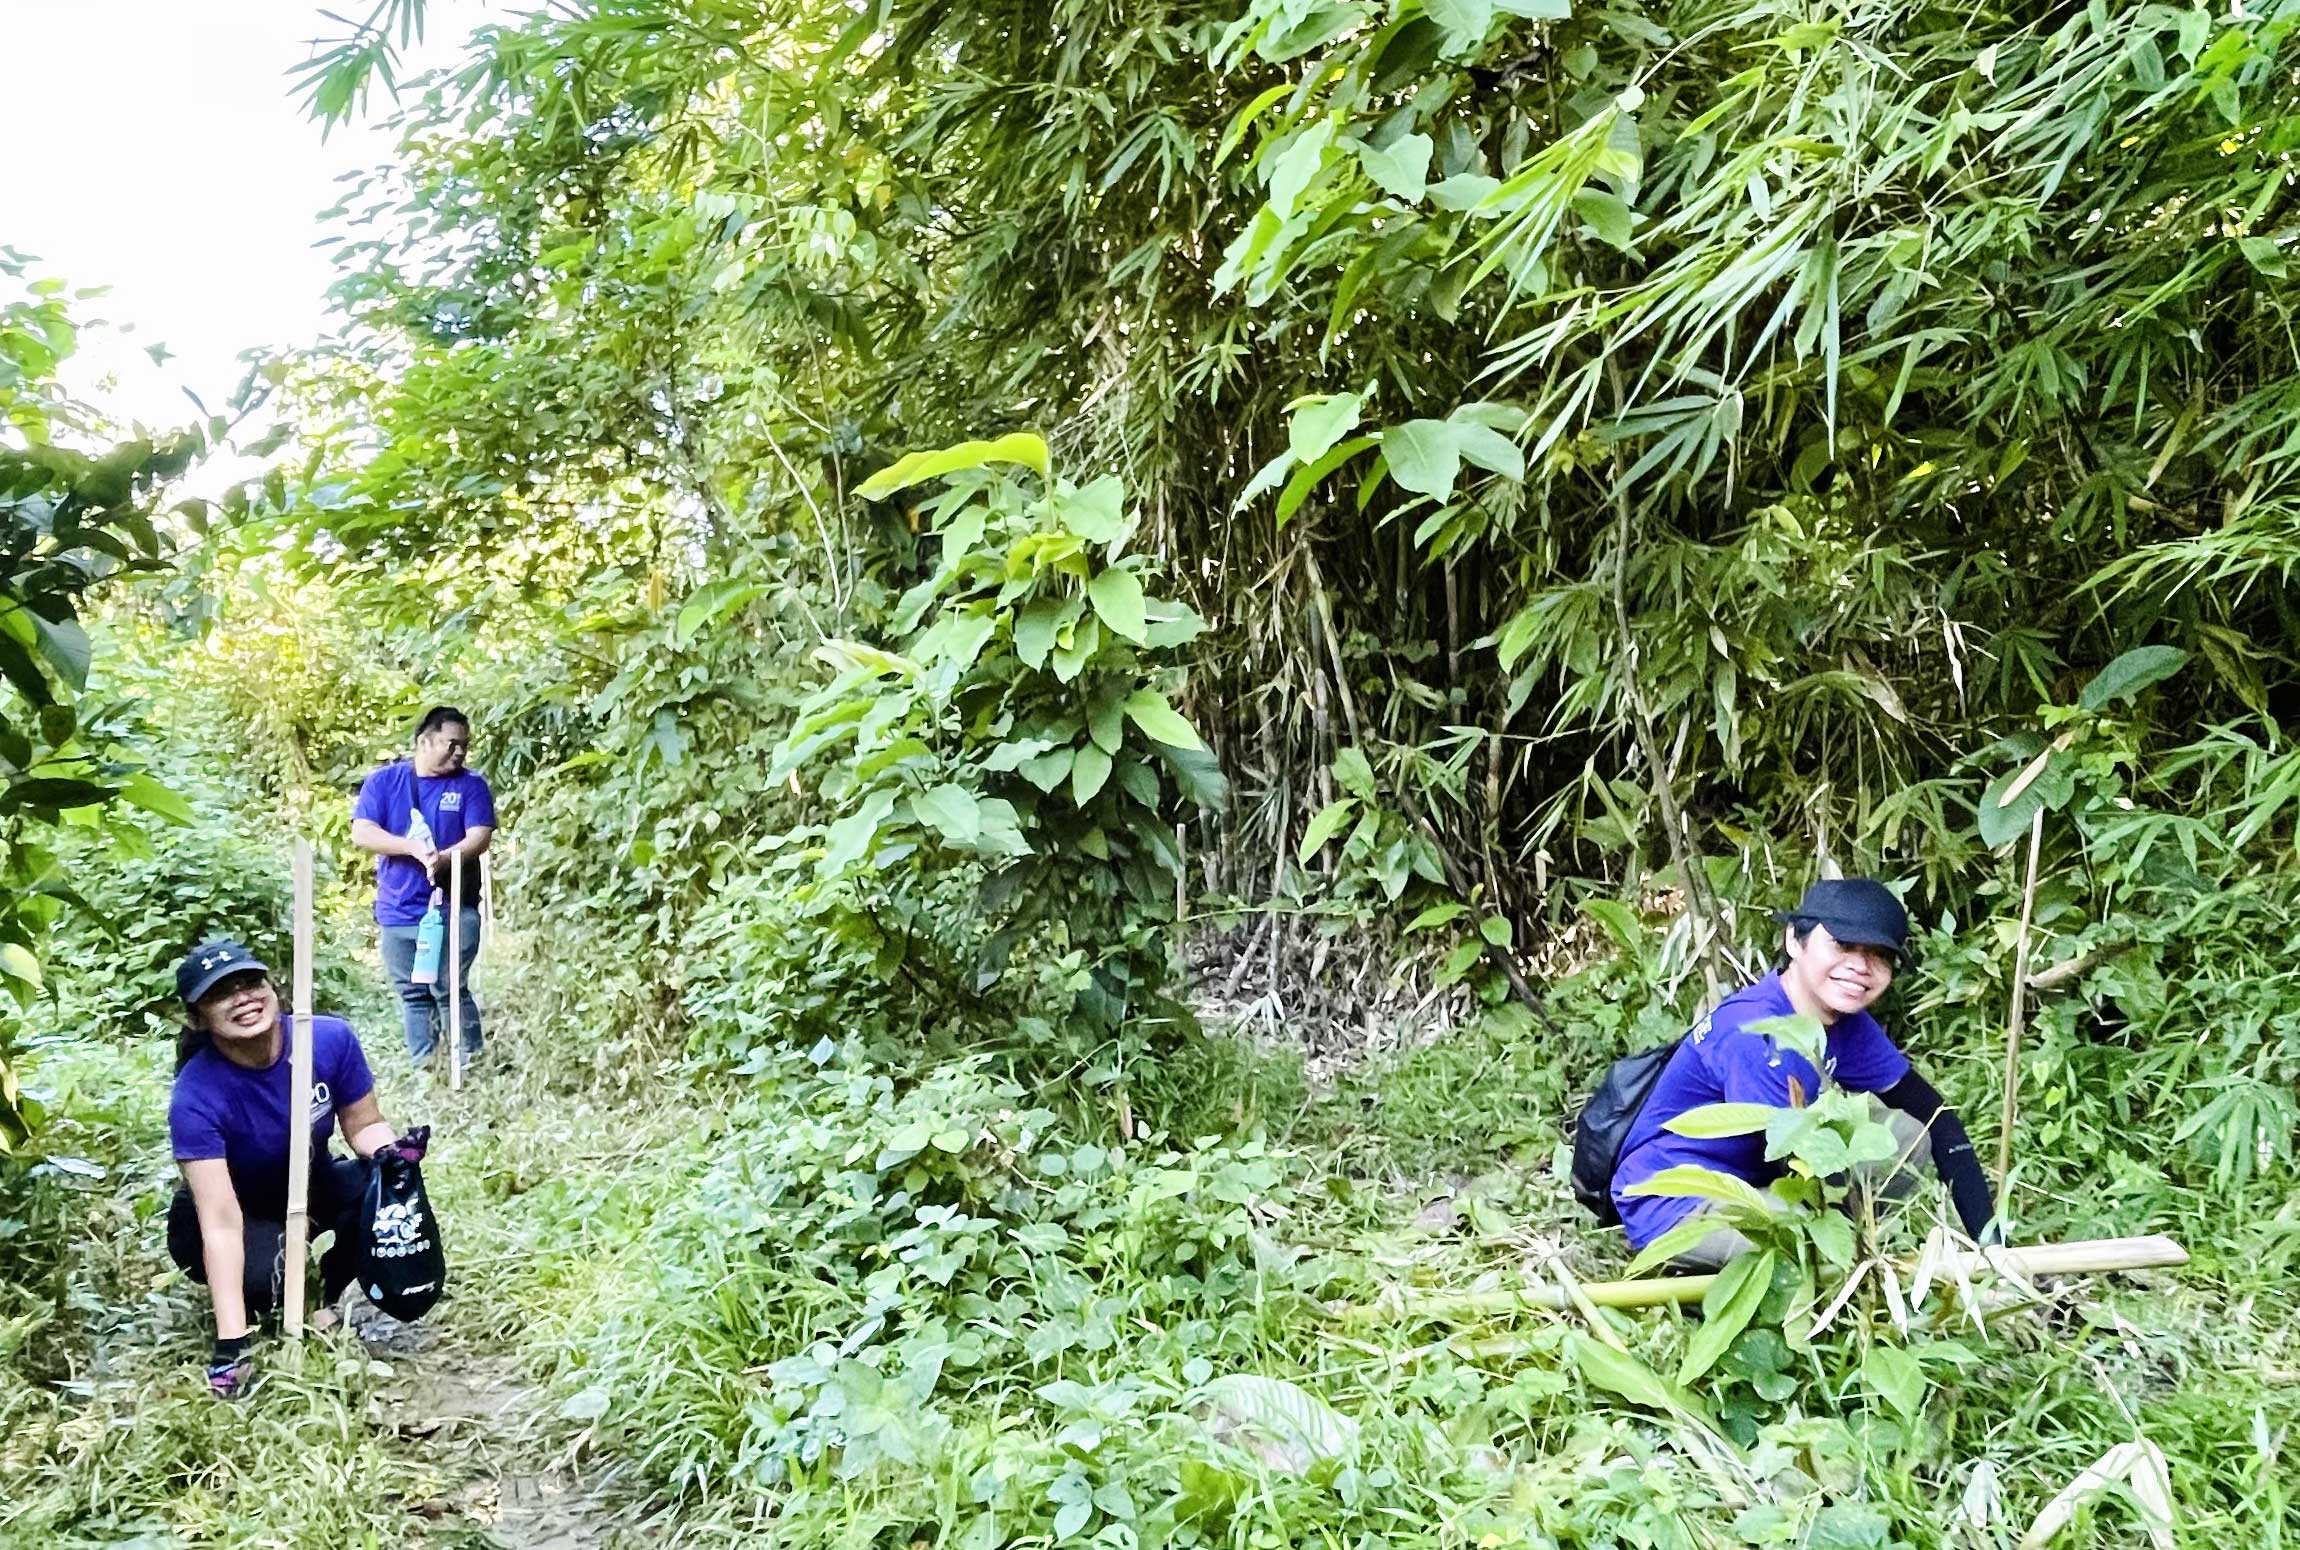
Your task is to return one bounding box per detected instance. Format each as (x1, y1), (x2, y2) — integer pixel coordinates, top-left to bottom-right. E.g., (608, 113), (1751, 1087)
(412, 887), (445, 986)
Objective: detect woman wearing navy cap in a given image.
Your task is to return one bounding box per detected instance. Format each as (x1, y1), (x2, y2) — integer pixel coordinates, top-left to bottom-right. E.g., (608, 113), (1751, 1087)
(1609, 879), (1999, 1269)
(166, 939), (424, 1396)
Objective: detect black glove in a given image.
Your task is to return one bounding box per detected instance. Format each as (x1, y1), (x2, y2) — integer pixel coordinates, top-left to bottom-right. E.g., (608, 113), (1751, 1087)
(207, 1334), (253, 1398)
(373, 1125), (432, 1166)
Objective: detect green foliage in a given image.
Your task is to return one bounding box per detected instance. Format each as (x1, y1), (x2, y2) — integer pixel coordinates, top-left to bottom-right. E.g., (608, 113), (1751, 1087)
(771, 442), (1222, 1039)
(0, 259), (219, 1158)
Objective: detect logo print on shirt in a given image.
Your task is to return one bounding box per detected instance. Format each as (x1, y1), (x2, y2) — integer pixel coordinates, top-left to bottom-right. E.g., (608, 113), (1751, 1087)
(440, 791), (462, 812)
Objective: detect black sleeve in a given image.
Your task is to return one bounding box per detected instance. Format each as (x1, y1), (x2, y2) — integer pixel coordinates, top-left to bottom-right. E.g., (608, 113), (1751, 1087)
(1877, 1068), (1996, 1240)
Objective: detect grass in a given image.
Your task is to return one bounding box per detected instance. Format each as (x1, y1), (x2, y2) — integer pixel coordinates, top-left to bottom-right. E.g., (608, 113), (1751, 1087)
(5, 930), (2299, 1549)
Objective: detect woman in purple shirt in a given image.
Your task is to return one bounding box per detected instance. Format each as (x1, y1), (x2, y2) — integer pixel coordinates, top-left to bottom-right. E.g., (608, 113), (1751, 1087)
(166, 939), (422, 1396)
(1609, 880), (1998, 1269)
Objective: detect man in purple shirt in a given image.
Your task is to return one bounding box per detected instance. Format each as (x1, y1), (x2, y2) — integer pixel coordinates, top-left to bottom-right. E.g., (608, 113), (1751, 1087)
(351, 706), (496, 1063)
(1610, 879), (1997, 1269)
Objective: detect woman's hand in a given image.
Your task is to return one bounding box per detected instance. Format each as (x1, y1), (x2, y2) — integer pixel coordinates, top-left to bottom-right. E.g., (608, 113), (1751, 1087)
(207, 1334), (254, 1397)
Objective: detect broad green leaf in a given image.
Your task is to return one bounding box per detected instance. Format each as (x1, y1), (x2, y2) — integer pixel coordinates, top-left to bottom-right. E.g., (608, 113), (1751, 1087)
(0, 944), (41, 989)
(1478, 913), (1511, 947)
(1071, 743), (1113, 805)
(1664, 1102), (1780, 1138)
(1199, 1373), (1358, 1466)
(1088, 567), (1149, 644)
(1275, 434), (1377, 527)
(2077, 646), (2188, 712)
(673, 579), (767, 648)
(1573, 189), (1636, 251)
(1978, 756), (2075, 848)
(1087, 691), (1126, 754)
(1861, 1344), (1926, 1420)
(1123, 689), (1204, 749)
(912, 783), (982, 845)
(1288, 392), (1364, 465)
(1406, 901), (1469, 931)
(1014, 597), (1066, 670)
(28, 613), (91, 691)
(1448, 418), (1525, 481)
(1567, 1331), (1680, 1413)
(1019, 746), (1076, 793)
(1298, 798), (1357, 863)
(1382, 419), (1461, 499)
(1064, 475), (1127, 544)
(1426, 0), (1493, 47)
(1050, 614), (1100, 681)
(854, 433), (1050, 498)
(119, 773), (195, 825)
(1679, 1249), (1773, 1385)
(1622, 1163), (1777, 1218)
(1357, 134), (1432, 202)
(2239, 235), (2287, 278)
(1268, 119), (1336, 219)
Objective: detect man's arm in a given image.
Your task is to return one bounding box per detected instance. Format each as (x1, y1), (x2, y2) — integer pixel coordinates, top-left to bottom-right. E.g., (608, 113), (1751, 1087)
(1875, 1067), (1999, 1241)
(351, 817), (433, 862)
(441, 823), (493, 858)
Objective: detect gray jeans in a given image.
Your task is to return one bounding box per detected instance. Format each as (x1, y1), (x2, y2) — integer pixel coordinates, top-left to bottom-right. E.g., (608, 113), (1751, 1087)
(379, 908), (483, 1060)
(1673, 1105), (1932, 1273)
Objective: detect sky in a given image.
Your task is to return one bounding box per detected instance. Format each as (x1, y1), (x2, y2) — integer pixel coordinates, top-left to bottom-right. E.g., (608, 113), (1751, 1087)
(0, 0), (506, 431)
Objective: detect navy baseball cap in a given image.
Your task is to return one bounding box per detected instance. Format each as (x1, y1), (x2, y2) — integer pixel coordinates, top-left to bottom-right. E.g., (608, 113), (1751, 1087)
(177, 940), (269, 1005)
(1772, 879), (1910, 956)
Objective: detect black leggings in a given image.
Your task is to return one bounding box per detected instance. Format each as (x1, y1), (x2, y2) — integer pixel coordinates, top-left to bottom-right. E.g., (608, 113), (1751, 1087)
(167, 1156), (370, 1321)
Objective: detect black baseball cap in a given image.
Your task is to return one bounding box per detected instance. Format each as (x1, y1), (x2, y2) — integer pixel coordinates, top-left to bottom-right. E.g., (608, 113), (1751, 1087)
(1772, 879), (1910, 956)
(177, 940), (269, 1005)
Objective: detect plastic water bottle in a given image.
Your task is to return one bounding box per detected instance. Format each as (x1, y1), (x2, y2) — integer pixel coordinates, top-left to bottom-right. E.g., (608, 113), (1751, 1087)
(412, 889), (445, 986)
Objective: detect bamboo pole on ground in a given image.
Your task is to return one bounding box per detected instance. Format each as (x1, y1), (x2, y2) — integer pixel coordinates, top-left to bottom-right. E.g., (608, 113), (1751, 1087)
(283, 840), (316, 1338)
(480, 850), (495, 961)
(449, 854), (465, 1091)
(1330, 1236), (2189, 1327)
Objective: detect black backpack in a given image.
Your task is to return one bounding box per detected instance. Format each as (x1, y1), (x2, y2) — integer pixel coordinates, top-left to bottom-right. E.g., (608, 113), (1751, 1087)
(1569, 1037), (1686, 1226)
(357, 1142), (446, 1321)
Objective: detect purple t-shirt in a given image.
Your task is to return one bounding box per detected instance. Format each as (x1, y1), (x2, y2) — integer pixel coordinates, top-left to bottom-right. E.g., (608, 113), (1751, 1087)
(1610, 971), (1911, 1249)
(170, 1015), (374, 1217)
(352, 759), (497, 926)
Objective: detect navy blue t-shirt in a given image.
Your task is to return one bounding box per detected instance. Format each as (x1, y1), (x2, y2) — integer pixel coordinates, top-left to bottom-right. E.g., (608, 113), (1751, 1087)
(1610, 971), (1910, 1248)
(170, 1015), (375, 1218)
(352, 759), (497, 927)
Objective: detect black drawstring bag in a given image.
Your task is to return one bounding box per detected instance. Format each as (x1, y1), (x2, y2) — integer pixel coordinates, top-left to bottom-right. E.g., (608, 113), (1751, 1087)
(357, 1128), (446, 1320)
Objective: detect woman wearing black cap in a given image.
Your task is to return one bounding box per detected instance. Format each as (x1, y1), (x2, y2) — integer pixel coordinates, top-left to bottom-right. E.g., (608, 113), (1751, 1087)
(1609, 879), (1998, 1269)
(167, 939), (423, 1395)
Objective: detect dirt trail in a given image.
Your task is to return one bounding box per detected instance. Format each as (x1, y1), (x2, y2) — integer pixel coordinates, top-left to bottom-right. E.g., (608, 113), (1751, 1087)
(348, 1303), (628, 1550)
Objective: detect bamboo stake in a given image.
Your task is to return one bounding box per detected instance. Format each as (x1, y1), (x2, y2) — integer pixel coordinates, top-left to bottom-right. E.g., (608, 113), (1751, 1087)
(1330, 1236), (2187, 1327)
(479, 849), (496, 983)
(449, 852), (465, 1092)
(1997, 806), (2046, 1187)
(283, 839), (316, 1338)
